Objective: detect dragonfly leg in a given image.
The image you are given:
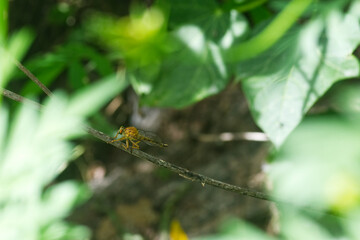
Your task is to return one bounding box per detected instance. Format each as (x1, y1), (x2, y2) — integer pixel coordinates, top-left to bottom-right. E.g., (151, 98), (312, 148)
(125, 139), (130, 150)
(130, 139), (140, 150)
(109, 136), (126, 143)
(111, 128), (122, 140)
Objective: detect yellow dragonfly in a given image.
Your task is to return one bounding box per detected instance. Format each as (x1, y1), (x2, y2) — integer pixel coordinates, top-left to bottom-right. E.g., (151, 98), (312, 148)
(110, 126), (168, 151)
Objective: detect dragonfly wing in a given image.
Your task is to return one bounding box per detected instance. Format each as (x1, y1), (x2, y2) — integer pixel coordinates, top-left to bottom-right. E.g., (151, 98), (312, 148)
(137, 129), (165, 147)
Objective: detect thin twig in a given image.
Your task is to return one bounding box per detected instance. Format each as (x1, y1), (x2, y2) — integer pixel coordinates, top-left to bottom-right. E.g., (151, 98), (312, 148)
(0, 88), (42, 109)
(12, 58), (54, 97)
(86, 126), (276, 202)
(1, 87), (275, 202)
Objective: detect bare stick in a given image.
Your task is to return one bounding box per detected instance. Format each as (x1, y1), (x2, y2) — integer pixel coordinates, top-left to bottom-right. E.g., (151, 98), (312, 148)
(0, 88), (42, 109)
(13, 58), (54, 97)
(0, 87), (275, 202)
(85, 126), (275, 202)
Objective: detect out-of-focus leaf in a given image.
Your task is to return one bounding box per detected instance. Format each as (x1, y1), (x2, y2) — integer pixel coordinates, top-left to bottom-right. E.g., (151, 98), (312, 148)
(0, 79), (122, 238)
(67, 71), (128, 116)
(131, 25), (229, 108)
(269, 116), (360, 210)
(0, 107), (8, 156)
(0, 0), (9, 43)
(40, 222), (91, 240)
(344, 210), (360, 240)
(86, 7), (170, 68)
(169, 0), (227, 41)
(68, 59), (87, 89)
(0, 28), (34, 90)
(41, 181), (91, 223)
(87, 1), (247, 108)
(194, 218), (274, 240)
(132, 9), (247, 108)
(21, 41), (113, 95)
(280, 209), (332, 240)
(21, 53), (67, 96)
(240, 7), (360, 147)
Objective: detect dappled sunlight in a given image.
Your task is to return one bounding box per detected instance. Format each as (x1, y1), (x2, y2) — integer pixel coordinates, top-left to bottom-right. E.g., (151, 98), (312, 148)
(176, 25), (206, 57)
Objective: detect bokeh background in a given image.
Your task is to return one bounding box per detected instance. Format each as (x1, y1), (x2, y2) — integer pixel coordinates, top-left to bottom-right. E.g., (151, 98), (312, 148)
(1, 0), (360, 239)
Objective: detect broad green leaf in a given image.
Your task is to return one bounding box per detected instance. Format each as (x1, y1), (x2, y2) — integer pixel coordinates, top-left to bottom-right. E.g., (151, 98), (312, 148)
(269, 117), (360, 209)
(240, 8), (360, 147)
(131, 25), (229, 108)
(168, 0), (227, 41)
(131, 8), (247, 108)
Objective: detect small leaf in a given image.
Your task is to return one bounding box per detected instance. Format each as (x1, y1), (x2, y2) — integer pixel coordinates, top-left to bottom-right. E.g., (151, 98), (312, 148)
(67, 72), (128, 116)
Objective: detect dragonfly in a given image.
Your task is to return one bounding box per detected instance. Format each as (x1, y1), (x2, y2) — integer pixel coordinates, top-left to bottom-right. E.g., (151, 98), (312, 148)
(109, 126), (168, 151)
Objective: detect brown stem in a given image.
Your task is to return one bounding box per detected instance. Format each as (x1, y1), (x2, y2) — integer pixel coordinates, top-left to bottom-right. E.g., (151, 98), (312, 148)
(13, 58), (54, 97)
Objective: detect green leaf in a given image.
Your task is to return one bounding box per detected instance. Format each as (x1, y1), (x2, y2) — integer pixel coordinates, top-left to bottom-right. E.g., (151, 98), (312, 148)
(132, 25), (229, 108)
(132, 7), (247, 108)
(21, 42), (113, 95)
(41, 222), (91, 240)
(0, 87), (115, 239)
(0, 28), (34, 89)
(195, 218), (274, 240)
(169, 0), (227, 41)
(0, 107), (8, 157)
(41, 181), (91, 223)
(240, 9), (360, 147)
(280, 210), (332, 240)
(67, 71), (128, 116)
(21, 53), (67, 96)
(68, 59), (87, 89)
(270, 116), (360, 209)
(0, 0), (8, 44)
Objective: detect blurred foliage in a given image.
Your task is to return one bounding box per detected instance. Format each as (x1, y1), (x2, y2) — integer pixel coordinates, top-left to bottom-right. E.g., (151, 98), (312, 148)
(194, 83), (360, 240)
(16, 42), (116, 96)
(0, 75), (126, 240)
(1, 3), (128, 235)
(0, 26), (33, 101)
(194, 218), (275, 240)
(10, 0), (360, 147)
(83, 0), (360, 147)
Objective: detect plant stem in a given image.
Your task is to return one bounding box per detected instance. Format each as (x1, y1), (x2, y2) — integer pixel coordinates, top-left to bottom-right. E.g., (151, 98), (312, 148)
(225, 0), (313, 62)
